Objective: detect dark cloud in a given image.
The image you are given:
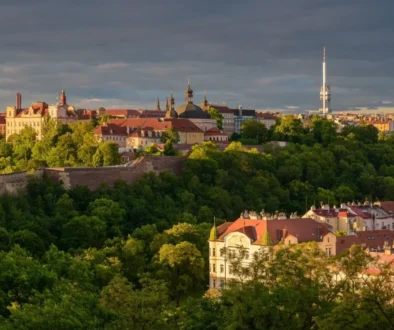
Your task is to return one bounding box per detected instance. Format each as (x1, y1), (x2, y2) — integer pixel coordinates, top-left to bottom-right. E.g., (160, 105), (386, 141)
(0, 0), (393, 111)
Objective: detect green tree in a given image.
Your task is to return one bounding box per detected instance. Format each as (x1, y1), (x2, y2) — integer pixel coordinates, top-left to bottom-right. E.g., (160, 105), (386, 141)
(158, 241), (205, 306)
(12, 127), (37, 162)
(208, 107), (223, 130)
(62, 215), (106, 249)
(100, 276), (169, 330)
(241, 119), (268, 144)
(89, 198), (126, 237)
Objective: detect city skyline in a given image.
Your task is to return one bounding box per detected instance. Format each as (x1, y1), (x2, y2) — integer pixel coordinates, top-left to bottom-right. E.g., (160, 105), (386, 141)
(0, 0), (394, 112)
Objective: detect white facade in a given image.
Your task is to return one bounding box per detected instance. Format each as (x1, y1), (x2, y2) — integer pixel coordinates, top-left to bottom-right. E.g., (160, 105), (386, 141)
(209, 231), (270, 289)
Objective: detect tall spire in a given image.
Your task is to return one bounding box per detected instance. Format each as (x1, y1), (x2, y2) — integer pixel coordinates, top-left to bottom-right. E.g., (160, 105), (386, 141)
(165, 97), (169, 111)
(203, 89), (208, 108)
(319, 46), (331, 115)
(185, 79), (193, 103)
(166, 89), (178, 118)
(60, 89), (67, 105)
(156, 97), (161, 111)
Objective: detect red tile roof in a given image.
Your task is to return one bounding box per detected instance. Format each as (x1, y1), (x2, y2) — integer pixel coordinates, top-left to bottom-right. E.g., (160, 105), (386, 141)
(378, 201), (394, 214)
(336, 230), (394, 254)
(165, 118), (204, 133)
(95, 118), (203, 136)
(16, 103), (49, 117)
(93, 122), (127, 136)
(105, 109), (164, 118)
(349, 206), (371, 219)
(217, 217), (332, 244)
(204, 127), (227, 136)
(256, 112), (277, 120)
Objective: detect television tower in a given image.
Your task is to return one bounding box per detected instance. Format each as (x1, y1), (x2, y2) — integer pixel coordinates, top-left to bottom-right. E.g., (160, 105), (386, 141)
(319, 47), (331, 115)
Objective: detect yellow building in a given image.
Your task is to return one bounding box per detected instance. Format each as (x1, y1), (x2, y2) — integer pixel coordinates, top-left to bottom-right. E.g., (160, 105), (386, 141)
(94, 118), (204, 151)
(5, 91), (78, 140)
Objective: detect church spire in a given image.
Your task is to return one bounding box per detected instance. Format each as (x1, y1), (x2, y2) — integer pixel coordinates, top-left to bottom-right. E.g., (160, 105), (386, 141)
(203, 89), (208, 108)
(185, 79), (193, 103)
(166, 89), (178, 118)
(165, 97), (169, 112)
(156, 97), (161, 111)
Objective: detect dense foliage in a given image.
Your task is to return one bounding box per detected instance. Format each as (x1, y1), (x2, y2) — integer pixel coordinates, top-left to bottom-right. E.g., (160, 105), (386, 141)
(0, 119), (120, 173)
(1, 116), (394, 328)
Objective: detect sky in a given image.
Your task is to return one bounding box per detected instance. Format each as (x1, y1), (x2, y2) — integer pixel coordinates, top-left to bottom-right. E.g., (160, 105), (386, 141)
(0, 0), (393, 112)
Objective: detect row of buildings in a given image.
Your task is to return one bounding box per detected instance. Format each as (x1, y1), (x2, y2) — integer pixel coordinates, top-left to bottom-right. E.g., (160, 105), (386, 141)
(0, 83), (278, 145)
(326, 112), (394, 134)
(208, 202), (394, 289)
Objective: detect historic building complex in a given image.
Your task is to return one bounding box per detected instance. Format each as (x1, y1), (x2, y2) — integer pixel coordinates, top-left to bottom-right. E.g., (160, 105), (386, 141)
(4, 91), (99, 140)
(208, 209), (394, 289)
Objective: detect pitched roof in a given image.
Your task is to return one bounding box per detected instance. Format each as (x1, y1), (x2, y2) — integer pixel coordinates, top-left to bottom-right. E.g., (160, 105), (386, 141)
(256, 112), (277, 120)
(165, 118), (204, 133)
(211, 106), (234, 114)
(204, 127), (227, 136)
(336, 230), (394, 254)
(378, 201), (394, 214)
(216, 217), (332, 244)
(93, 122), (127, 136)
(94, 118), (203, 136)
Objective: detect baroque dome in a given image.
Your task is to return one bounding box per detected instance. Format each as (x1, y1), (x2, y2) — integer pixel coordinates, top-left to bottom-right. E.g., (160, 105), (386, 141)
(175, 102), (210, 119)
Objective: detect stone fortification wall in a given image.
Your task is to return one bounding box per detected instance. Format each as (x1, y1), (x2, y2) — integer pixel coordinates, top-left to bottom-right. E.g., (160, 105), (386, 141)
(0, 170), (44, 195)
(43, 156), (185, 190)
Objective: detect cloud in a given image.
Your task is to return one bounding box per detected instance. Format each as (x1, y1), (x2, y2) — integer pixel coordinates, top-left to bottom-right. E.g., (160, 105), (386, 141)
(0, 0), (393, 110)
(96, 62), (129, 70)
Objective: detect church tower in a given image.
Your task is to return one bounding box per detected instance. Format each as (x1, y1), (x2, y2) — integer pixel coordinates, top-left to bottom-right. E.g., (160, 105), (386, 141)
(60, 90), (67, 106)
(185, 79), (193, 103)
(165, 89), (178, 118)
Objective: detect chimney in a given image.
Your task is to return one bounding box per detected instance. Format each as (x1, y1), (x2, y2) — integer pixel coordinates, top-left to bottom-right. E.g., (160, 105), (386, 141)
(16, 93), (22, 110)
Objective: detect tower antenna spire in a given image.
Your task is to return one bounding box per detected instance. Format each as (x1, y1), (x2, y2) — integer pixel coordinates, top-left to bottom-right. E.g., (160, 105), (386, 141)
(320, 46), (331, 115)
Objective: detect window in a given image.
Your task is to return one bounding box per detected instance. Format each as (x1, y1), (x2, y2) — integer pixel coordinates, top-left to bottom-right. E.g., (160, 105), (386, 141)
(328, 248), (332, 256)
(213, 264), (216, 273)
(245, 252), (249, 259)
(220, 249), (224, 257)
(220, 264), (224, 273)
(327, 237), (330, 243)
(213, 248), (216, 257)
(220, 280), (224, 288)
(213, 279), (216, 288)
(229, 266), (233, 274)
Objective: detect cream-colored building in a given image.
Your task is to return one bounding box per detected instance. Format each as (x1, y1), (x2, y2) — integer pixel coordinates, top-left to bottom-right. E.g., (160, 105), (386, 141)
(208, 211), (333, 289)
(5, 91), (78, 140)
(303, 202), (394, 233)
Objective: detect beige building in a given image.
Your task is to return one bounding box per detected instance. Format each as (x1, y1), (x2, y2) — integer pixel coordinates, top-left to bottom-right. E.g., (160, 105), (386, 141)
(204, 127), (228, 142)
(303, 202), (394, 233)
(94, 118), (204, 151)
(208, 106), (235, 136)
(5, 91), (78, 140)
(255, 112), (278, 129)
(208, 211), (333, 289)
